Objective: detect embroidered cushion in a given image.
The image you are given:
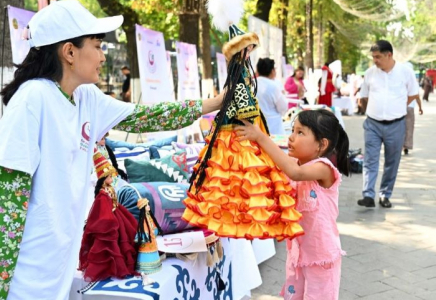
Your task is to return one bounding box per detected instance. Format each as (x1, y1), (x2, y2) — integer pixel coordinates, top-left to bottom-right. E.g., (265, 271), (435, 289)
(117, 182), (194, 234)
(125, 150), (189, 183)
(172, 142), (204, 173)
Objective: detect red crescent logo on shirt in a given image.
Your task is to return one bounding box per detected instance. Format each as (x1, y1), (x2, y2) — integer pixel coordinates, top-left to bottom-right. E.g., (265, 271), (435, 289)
(81, 122), (91, 141)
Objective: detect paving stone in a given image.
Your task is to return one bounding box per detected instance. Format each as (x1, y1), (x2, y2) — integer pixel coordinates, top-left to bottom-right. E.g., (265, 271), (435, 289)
(416, 290), (436, 300)
(381, 276), (427, 295)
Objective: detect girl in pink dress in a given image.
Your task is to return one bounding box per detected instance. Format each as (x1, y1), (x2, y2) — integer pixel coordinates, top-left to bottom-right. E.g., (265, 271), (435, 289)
(235, 109), (349, 300)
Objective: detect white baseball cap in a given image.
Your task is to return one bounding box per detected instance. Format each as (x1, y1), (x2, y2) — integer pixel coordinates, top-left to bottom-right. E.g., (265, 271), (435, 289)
(26, 0), (123, 48)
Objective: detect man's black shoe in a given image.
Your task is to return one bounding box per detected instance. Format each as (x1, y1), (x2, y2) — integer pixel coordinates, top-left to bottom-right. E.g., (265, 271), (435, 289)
(357, 197), (375, 207)
(379, 197), (392, 208)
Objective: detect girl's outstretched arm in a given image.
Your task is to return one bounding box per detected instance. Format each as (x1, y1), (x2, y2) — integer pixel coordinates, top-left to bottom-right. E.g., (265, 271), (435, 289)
(235, 120), (332, 183)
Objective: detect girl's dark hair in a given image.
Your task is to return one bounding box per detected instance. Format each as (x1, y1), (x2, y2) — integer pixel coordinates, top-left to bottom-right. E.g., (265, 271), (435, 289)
(94, 176), (106, 197)
(296, 110), (350, 176)
(1, 34), (105, 105)
(256, 58), (275, 77)
(136, 204), (163, 245)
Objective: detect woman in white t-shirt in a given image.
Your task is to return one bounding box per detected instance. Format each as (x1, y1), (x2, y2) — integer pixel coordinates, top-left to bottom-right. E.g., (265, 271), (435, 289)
(256, 58), (288, 134)
(0, 1), (222, 299)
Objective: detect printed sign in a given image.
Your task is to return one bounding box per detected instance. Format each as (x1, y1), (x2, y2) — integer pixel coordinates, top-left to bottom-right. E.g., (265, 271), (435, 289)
(136, 24), (174, 103)
(7, 6), (35, 65)
(175, 42), (201, 101)
(157, 231), (207, 253)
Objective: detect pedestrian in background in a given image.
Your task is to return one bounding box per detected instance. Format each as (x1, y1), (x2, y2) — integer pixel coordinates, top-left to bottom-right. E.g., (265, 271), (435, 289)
(357, 40), (419, 209)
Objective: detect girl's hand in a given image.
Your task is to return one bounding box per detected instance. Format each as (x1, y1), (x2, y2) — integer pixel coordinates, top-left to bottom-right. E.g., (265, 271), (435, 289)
(234, 119), (264, 142)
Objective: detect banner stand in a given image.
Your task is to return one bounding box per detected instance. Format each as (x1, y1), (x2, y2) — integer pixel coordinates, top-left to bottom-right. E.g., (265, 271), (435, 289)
(1, 6), (8, 118)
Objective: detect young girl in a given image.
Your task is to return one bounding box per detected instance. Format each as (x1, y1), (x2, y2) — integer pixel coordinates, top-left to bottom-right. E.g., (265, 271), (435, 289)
(235, 109), (349, 300)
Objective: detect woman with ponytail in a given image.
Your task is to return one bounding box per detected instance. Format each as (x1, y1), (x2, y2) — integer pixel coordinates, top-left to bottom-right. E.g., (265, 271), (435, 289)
(181, 0), (304, 241)
(0, 1), (222, 298)
(236, 109), (350, 300)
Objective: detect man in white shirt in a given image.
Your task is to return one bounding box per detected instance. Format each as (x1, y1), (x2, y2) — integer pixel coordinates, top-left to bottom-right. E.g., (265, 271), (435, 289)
(357, 40), (419, 208)
(256, 58), (288, 134)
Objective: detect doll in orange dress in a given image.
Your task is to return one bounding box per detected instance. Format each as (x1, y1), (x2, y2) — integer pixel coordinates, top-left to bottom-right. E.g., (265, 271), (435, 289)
(182, 0), (304, 241)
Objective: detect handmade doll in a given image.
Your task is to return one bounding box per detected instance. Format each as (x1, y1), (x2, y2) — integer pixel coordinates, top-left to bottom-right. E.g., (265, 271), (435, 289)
(78, 150), (138, 282)
(136, 198), (163, 286)
(182, 0), (304, 241)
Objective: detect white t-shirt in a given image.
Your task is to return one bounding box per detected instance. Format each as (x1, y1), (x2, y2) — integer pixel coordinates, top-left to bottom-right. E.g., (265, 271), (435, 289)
(256, 76), (287, 135)
(360, 62), (419, 121)
(0, 79), (134, 300)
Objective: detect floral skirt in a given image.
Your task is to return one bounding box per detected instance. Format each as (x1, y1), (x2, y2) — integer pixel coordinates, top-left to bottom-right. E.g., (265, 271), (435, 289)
(182, 128), (304, 241)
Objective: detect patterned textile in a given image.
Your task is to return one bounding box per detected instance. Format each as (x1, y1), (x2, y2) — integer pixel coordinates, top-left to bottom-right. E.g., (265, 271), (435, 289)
(118, 182), (193, 234)
(125, 150), (190, 184)
(114, 100), (202, 133)
(182, 67), (304, 241)
(0, 168), (31, 299)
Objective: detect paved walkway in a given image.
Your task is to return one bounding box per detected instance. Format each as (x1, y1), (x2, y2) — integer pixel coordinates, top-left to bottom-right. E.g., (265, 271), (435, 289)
(252, 93), (436, 300)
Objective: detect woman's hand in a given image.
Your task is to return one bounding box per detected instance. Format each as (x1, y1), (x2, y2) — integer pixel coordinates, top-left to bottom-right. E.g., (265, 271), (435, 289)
(234, 119), (264, 142)
(202, 89), (225, 114)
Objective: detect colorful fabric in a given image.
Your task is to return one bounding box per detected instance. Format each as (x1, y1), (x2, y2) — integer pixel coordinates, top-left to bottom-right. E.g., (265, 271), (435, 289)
(0, 168), (31, 300)
(117, 182), (193, 235)
(136, 224), (162, 275)
(183, 64), (303, 241)
(124, 150), (190, 184)
(114, 100), (203, 133)
(182, 118), (304, 241)
(79, 189), (138, 282)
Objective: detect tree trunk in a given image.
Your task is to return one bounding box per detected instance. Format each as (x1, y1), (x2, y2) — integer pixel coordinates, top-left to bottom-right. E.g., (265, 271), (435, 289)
(280, 0), (290, 63)
(199, 0), (212, 79)
(179, 0), (200, 45)
(96, 0), (140, 77)
(305, 0), (314, 70)
(317, 1), (323, 68)
(254, 0), (273, 22)
(1, 0), (25, 69)
(326, 21), (336, 64)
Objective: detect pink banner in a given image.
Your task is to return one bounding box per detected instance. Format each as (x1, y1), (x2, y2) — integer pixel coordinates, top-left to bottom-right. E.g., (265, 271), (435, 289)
(175, 42), (200, 101)
(7, 6), (35, 65)
(135, 24), (174, 103)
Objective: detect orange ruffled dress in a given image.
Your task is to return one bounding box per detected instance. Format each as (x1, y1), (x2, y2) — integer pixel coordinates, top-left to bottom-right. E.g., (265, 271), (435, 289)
(182, 68), (304, 241)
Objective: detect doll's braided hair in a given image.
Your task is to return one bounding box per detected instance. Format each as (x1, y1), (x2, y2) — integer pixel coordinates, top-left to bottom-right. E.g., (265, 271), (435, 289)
(189, 48), (268, 194)
(136, 201), (163, 244)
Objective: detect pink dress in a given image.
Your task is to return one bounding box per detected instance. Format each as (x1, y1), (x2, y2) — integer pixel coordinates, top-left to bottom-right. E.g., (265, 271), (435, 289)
(284, 77), (305, 109)
(280, 157), (345, 300)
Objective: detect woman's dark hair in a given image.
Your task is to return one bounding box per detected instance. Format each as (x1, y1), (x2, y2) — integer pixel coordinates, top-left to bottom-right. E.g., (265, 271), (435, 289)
(256, 57), (275, 77)
(94, 176), (106, 197)
(292, 66), (305, 77)
(296, 110), (350, 176)
(1, 33), (105, 105)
